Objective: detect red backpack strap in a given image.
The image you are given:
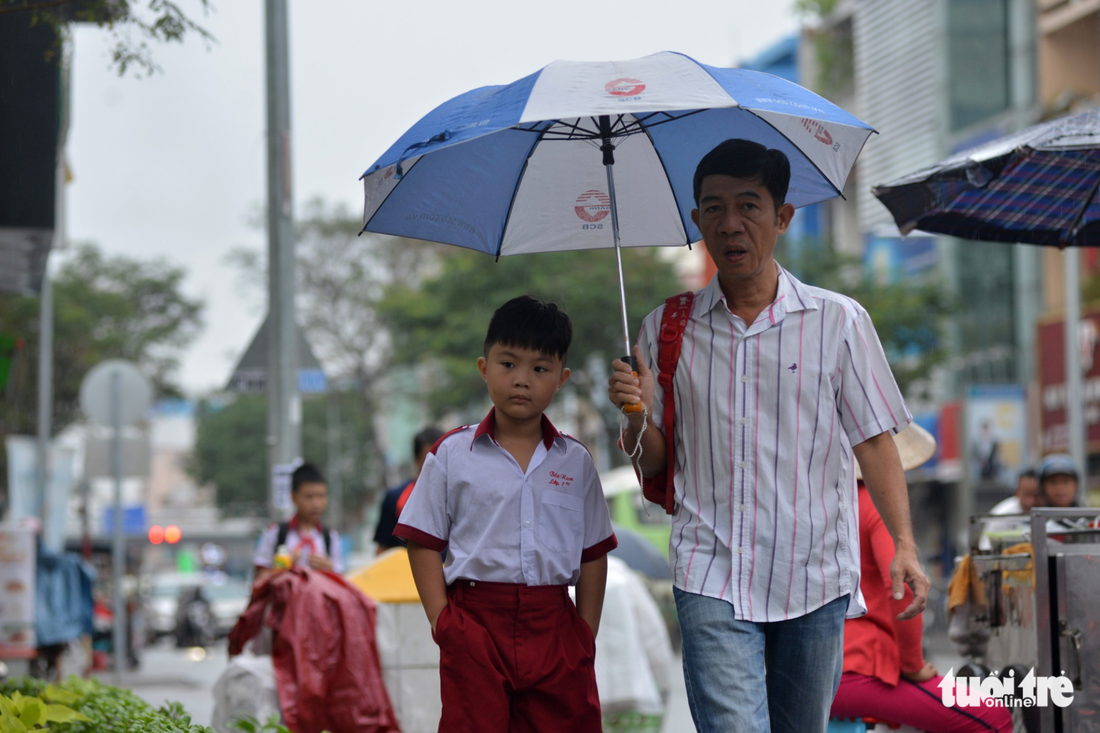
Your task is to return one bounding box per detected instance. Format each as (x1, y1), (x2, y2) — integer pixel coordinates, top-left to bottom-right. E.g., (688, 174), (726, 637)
(641, 291), (694, 514)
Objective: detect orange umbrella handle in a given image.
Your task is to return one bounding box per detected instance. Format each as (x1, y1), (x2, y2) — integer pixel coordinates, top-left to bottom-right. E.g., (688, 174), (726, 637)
(622, 354), (642, 414)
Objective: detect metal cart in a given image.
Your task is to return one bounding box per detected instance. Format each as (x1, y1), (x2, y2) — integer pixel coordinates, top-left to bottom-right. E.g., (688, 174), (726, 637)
(960, 507), (1100, 732)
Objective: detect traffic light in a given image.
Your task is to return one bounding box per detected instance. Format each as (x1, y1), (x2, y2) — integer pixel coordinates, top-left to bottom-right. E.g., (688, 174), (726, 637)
(148, 525), (182, 544)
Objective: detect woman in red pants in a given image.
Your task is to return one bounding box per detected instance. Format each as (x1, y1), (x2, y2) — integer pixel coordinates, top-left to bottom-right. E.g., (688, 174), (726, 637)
(831, 424), (1011, 733)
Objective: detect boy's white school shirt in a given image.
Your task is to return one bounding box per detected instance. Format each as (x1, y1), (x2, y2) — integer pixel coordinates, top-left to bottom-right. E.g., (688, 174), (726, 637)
(394, 408), (617, 586)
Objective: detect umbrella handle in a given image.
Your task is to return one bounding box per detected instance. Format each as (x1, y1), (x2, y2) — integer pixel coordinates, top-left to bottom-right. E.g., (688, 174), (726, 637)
(622, 354), (642, 414)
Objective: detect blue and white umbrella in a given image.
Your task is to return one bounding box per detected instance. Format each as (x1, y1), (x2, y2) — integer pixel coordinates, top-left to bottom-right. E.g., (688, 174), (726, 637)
(361, 51), (873, 358)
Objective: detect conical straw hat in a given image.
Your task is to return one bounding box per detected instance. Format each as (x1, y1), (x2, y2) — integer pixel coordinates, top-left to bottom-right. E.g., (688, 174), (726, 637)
(854, 422), (936, 480)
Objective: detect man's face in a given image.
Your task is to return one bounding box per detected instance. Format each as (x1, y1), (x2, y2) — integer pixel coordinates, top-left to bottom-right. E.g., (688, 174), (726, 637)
(292, 481), (329, 524)
(691, 174), (794, 288)
(477, 343), (569, 426)
(1042, 473), (1078, 508)
(1016, 475), (1042, 512)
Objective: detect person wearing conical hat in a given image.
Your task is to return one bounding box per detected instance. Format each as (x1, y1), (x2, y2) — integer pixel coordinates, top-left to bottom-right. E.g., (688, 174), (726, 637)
(830, 424), (1011, 732)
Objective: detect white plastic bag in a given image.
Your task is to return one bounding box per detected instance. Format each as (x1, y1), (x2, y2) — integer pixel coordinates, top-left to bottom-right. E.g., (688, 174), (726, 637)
(210, 651), (281, 733)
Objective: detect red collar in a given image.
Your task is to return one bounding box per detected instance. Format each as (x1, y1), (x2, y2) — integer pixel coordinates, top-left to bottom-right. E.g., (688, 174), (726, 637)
(472, 407), (561, 450)
(288, 515), (323, 534)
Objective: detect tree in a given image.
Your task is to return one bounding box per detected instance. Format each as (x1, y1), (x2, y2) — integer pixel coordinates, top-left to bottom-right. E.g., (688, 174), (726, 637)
(1, 0), (215, 77)
(190, 391), (379, 523)
(0, 242), (204, 493)
(378, 247), (684, 418)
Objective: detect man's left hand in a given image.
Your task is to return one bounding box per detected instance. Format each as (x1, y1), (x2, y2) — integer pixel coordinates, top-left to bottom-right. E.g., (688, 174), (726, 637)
(890, 540), (929, 620)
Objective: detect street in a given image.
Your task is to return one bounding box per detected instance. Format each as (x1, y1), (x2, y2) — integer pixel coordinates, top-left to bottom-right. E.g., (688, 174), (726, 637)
(105, 638), (697, 732)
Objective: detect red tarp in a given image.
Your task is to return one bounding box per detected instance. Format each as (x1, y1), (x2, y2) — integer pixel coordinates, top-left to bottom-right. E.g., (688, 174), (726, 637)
(229, 568), (401, 733)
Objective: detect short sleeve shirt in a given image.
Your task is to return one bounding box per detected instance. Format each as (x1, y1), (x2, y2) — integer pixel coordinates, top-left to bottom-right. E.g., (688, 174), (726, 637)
(393, 408), (617, 586)
(254, 519), (345, 574)
(638, 266), (911, 622)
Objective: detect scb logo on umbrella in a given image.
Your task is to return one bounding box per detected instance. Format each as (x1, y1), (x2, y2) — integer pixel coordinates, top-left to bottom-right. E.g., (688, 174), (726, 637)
(605, 78), (646, 100)
(575, 190), (611, 229)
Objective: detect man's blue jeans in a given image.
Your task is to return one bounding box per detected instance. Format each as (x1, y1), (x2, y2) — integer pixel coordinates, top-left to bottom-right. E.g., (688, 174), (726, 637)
(674, 587), (847, 733)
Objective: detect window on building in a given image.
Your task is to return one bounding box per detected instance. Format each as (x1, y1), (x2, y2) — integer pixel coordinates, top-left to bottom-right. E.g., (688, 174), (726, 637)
(948, 0), (1011, 130)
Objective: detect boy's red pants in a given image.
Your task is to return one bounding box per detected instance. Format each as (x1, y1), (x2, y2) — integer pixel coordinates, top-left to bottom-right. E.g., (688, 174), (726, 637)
(432, 579), (601, 733)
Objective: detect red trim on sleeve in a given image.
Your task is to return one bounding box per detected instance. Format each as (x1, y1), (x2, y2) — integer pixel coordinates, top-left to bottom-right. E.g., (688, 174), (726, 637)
(429, 425), (469, 456)
(393, 523), (447, 552)
(581, 533), (618, 563)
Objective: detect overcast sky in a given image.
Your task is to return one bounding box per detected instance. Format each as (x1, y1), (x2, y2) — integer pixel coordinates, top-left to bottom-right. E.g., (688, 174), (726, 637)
(66, 0), (799, 395)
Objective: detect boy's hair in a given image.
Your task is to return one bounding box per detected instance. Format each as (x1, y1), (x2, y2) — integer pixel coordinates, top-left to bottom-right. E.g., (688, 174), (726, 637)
(693, 139), (791, 209)
(484, 295), (572, 363)
(412, 426), (446, 458)
(291, 463), (326, 493)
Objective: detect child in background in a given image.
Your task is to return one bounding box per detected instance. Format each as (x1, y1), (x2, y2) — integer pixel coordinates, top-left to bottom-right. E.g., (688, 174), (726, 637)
(396, 295), (617, 733)
(254, 463), (345, 579)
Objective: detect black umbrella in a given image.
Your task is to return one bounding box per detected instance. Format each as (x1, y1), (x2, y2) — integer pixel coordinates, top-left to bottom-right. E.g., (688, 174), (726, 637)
(872, 108), (1100, 507)
(609, 523), (670, 580)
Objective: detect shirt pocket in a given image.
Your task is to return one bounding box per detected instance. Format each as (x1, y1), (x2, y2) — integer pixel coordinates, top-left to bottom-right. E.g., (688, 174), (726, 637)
(538, 490), (585, 553)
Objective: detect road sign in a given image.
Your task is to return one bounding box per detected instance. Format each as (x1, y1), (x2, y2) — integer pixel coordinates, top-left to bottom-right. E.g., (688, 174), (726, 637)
(226, 314), (327, 394)
(79, 360), (153, 427)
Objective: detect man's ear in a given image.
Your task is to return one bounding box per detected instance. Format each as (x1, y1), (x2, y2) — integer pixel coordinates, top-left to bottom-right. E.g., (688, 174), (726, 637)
(691, 208), (700, 229)
(776, 203), (795, 234)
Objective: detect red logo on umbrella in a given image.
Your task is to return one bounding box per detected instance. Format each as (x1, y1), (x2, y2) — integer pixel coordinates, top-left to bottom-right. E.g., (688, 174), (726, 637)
(801, 118), (834, 146)
(606, 78), (646, 97)
(384, 166), (395, 180)
(575, 190), (611, 222)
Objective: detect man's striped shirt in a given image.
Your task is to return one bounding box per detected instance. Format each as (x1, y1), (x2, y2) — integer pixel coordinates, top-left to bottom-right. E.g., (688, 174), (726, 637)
(638, 266), (911, 622)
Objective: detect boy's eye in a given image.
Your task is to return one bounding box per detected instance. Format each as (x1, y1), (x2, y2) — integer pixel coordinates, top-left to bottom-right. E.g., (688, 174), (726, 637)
(500, 361), (515, 368)
(534, 366), (548, 373)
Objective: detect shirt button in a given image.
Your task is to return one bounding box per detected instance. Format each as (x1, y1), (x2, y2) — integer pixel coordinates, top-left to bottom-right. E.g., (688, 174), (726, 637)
(740, 417), (748, 425)
(738, 461), (746, 469)
(524, 520), (531, 527)
(737, 547), (744, 554)
(741, 375), (749, 383)
(739, 504), (747, 512)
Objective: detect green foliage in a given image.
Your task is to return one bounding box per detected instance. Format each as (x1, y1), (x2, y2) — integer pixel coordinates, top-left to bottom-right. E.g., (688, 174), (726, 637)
(190, 391), (379, 519)
(0, 676), (210, 732)
(779, 241), (955, 396)
(378, 247), (683, 417)
(230, 713), (323, 733)
(0, 242), (204, 492)
(0, 687), (89, 732)
(1, 0), (216, 78)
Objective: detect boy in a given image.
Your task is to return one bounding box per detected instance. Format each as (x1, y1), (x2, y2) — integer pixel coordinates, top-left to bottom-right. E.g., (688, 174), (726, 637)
(254, 462), (345, 578)
(395, 295), (617, 733)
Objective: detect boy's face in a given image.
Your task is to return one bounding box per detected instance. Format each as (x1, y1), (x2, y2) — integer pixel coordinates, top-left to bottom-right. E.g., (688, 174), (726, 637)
(292, 481), (329, 524)
(477, 343), (570, 426)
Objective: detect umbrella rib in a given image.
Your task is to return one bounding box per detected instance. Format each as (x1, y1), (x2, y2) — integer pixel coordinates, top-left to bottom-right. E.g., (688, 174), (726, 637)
(495, 125), (551, 258)
(1062, 163), (1100, 247)
(637, 119), (694, 246)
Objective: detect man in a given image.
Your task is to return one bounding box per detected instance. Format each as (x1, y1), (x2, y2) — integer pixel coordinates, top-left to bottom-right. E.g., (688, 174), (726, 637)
(1037, 453), (1079, 508)
(607, 139), (928, 733)
(980, 468), (1042, 550)
(373, 426), (446, 553)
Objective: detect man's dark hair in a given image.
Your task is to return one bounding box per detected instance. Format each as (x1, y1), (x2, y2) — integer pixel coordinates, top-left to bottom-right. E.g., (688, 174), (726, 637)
(693, 139), (791, 209)
(291, 463), (326, 493)
(1018, 468), (1038, 481)
(484, 295), (572, 363)
(413, 426), (446, 458)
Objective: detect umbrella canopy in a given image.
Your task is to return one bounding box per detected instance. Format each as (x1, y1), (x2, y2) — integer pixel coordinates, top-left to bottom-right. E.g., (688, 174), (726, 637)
(610, 523), (670, 580)
(872, 107), (1100, 247)
(360, 51), (874, 256)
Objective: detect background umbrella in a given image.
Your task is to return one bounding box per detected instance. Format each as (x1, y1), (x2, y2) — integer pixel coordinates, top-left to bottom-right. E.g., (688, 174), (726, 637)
(872, 107), (1100, 502)
(361, 51), (873, 395)
(610, 523), (671, 580)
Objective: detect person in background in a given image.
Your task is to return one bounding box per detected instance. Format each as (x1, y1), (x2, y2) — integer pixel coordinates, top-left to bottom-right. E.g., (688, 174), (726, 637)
(979, 468), (1042, 550)
(373, 426), (446, 553)
(831, 424), (1012, 733)
(254, 463), (345, 580)
(1037, 453), (1079, 508)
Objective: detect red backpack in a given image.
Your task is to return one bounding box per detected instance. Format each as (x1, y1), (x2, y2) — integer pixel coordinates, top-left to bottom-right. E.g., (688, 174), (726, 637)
(638, 291), (694, 515)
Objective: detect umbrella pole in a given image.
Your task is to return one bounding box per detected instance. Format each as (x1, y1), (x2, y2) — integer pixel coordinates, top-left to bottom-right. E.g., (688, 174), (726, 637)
(600, 115), (641, 415)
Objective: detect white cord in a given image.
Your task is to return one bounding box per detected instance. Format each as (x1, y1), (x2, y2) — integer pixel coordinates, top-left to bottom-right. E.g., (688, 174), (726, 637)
(619, 404), (650, 517)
